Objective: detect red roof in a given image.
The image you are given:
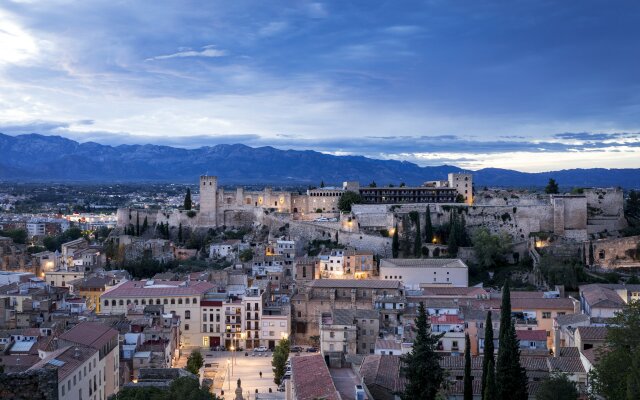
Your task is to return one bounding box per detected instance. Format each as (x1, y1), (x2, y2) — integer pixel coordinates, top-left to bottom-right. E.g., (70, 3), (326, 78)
(516, 329), (547, 341)
(60, 322), (118, 349)
(201, 300), (223, 307)
(430, 314), (463, 324)
(291, 354), (340, 400)
(102, 280), (216, 298)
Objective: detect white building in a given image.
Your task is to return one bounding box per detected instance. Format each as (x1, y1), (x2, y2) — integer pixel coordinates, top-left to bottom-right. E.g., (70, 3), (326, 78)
(29, 345), (100, 400)
(100, 279), (216, 347)
(380, 258), (469, 289)
(26, 221), (46, 238)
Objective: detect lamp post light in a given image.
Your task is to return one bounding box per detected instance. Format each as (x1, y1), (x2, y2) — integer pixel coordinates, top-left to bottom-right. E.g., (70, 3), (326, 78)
(230, 346), (235, 373)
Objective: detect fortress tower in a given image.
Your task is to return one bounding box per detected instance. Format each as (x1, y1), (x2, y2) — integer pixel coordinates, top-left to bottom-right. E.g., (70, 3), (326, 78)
(448, 172), (473, 204)
(200, 176), (218, 224)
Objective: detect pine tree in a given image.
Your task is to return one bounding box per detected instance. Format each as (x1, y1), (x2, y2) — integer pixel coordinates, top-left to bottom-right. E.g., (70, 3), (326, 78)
(392, 224), (399, 258)
(178, 222), (183, 243)
(483, 359), (496, 400)
(545, 178), (559, 194)
(464, 333), (473, 400)
(141, 216), (148, 234)
(320, 180), (325, 188)
(401, 302), (444, 400)
(481, 311), (495, 399)
(424, 206), (434, 243)
(184, 188), (192, 210)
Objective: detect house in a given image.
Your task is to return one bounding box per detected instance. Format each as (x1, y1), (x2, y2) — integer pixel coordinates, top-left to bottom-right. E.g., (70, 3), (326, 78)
(380, 258), (469, 289)
(360, 355), (405, 400)
(579, 284), (633, 319)
(286, 354), (340, 400)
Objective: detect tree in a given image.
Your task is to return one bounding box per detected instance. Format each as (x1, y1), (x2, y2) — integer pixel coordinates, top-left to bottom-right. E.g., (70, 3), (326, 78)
(184, 188), (192, 210)
(141, 216), (148, 234)
(136, 213), (140, 236)
(447, 222), (458, 257)
(536, 373), (578, 400)
(185, 350), (204, 375)
(483, 359), (496, 400)
(239, 248), (254, 262)
(463, 333), (472, 400)
(178, 222), (183, 243)
(424, 206), (434, 243)
(369, 181), (377, 188)
(590, 301), (640, 399)
(320, 180), (325, 188)
(272, 338), (290, 385)
(410, 211), (422, 258)
(392, 224), (399, 258)
(111, 376), (221, 400)
(481, 311), (495, 399)
(495, 281), (527, 400)
(401, 302), (444, 400)
(338, 191), (363, 212)
(472, 228), (512, 270)
(545, 178), (559, 194)
(0, 228), (27, 244)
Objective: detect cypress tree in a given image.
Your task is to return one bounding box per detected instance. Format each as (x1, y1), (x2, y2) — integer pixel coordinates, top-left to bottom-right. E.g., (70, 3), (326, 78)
(392, 224), (399, 258)
(136, 213), (140, 236)
(401, 302), (444, 400)
(588, 241), (594, 266)
(483, 359), (496, 400)
(184, 188), (192, 210)
(424, 206), (434, 243)
(141, 216), (148, 234)
(448, 221), (458, 257)
(411, 212), (422, 258)
(481, 311), (495, 399)
(178, 222), (183, 243)
(464, 333), (473, 400)
(496, 281), (527, 400)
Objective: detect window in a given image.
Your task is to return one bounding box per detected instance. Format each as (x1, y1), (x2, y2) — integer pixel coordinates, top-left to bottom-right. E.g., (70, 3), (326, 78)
(193, 298), (198, 304)
(186, 298), (190, 304)
(184, 324), (189, 331)
(171, 299), (175, 304)
(330, 332), (335, 338)
(542, 312), (551, 319)
(104, 300), (108, 307)
(163, 299), (168, 304)
(141, 299), (146, 305)
(185, 310), (191, 319)
(156, 299), (161, 305)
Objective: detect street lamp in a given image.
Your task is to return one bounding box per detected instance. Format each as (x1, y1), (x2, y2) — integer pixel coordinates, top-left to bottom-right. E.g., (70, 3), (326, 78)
(230, 346), (235, 371)
(227, 358), (231, 390)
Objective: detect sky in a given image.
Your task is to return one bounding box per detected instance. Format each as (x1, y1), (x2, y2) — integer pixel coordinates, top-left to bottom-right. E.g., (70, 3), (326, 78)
(1, 0), (640, 172)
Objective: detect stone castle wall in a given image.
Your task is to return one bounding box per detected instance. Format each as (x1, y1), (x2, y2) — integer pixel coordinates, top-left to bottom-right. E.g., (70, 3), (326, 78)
(589, 235), (640, 269)
(0, 368), (59, 400)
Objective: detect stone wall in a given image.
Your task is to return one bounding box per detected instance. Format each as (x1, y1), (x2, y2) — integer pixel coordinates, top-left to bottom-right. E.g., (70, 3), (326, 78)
(589, 235), (640, 269)
(0, 368), (59, 400)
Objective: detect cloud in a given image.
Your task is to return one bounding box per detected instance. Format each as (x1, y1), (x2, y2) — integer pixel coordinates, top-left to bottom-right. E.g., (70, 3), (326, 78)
(382, 25), (423, 35)
(146, 45), (227, 61)
(553, 132), (640, 141)
(305, 2), (328, 18)
(259, 21), (288, 37)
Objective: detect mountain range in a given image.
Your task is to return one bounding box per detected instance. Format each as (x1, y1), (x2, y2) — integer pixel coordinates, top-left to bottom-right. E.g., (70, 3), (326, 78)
(1, 133), (639, 188)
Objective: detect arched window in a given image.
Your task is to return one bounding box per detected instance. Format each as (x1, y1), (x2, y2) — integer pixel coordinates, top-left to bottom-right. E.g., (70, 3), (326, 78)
(193, 298), (197, 304)
(185, 310), (191, 320)
(126, 300), (131, 305)
(104, 300), (108, 307)
(134, 300), (139, 305)
(171, 299), (175, 304)
(178, 298), (183, 304)
(156, 299), (161, 305)
(186, 298), (190, 304)
(119, 300), (124, 306)
(164, 299), (168, 304)
(141, 299), (146, 305)
(111, 300), (116, 306)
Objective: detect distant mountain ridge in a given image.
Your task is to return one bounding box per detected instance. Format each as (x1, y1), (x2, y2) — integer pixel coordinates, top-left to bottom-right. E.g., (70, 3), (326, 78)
(1, 133), (639, 188)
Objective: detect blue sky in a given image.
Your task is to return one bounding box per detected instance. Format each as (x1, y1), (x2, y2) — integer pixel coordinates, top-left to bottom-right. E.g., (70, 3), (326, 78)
(1, 0), (639, 171)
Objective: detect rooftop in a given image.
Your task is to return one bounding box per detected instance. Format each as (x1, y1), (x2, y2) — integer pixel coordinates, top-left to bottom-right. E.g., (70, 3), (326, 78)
(102, 279), (216, 298)
(309, 279), (401, 289)
(28, 345), (97, 380)
(59, 321), (118, 349)
(291, 354), (340, 400)
(381, 258), (468, 269)
(576, 326), (608, 341)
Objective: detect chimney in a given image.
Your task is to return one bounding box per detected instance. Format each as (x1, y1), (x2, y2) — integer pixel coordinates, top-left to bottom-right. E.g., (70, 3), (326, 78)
(74, 347), (81, 359)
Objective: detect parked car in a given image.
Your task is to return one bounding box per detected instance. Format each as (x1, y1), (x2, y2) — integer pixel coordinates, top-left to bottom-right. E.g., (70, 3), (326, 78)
(306, 347), (318, 352)
(253, 346), (269, 352)
(290, 346), (303, 353)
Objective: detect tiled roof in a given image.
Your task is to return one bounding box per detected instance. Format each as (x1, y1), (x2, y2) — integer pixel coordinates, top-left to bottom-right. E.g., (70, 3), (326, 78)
(376, 338), (402, 351)
(511, 297), (575, 310)
(60, 321), (118, 349)
(548, 356), (585, 373)
(556, 313), (590, 326)
(516, 330), (547, 341)
(360, 355), (405, 393)
(580, 284), (626, 309)
(576, 326), (608, 341)
(430, 314), (464, 324)
(381, 258), (468, 269)
(291, 354), (340, 400)
(421, 286), (488, 297)
(28, 345), (97, 380)
(557, 347), (580, 357)
(309, 279), (401, 289)
(102, 280), (216, 298)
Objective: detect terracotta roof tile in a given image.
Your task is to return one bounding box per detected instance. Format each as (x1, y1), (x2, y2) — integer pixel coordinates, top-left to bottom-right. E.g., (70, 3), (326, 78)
(291, 354), (340, 400)
(60, 321), (118, 349)
(102, 280), (215, 298)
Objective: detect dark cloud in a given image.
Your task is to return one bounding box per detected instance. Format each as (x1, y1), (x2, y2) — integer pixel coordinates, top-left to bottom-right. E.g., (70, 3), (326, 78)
(554, 132), (640, 141)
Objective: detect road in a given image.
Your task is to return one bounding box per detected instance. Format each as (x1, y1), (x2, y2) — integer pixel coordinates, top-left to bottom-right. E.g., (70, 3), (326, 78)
(329, 367), (360, 400)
